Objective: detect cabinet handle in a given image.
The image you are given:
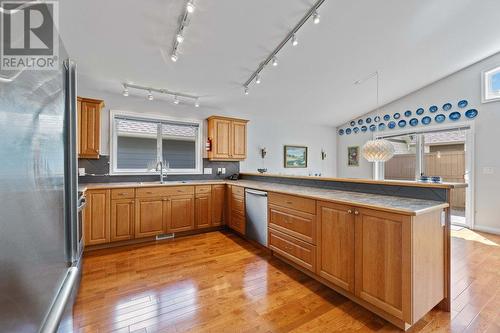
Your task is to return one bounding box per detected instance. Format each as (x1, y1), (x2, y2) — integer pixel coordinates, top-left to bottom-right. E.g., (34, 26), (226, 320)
(347, 209), (352, 214)
(286, 201), (293, 205)
(146, 191), (153, 194)
(354, 211), (359, 215)
(129, 201), (134, 204)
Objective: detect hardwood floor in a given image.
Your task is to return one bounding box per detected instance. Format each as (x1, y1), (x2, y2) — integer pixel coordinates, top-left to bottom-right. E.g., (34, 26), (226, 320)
(68, 229), (500, 333)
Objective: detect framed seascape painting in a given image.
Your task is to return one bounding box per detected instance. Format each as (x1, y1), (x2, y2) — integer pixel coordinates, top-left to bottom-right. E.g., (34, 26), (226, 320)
(348, 146), (359, 167)
(284, 145), (308, 168)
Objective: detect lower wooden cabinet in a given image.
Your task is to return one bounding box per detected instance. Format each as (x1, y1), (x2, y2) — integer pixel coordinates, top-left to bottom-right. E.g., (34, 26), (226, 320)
(135, 197), (165, 238)
(228, 186), (246, 235)
(195, 193), (212, 229)
(84, 189), (110, 246)
(166, 195), (195, 233)
(211, 185), (225, 226)
(269, 228), (316, 272)
(111, 199), (135, 242)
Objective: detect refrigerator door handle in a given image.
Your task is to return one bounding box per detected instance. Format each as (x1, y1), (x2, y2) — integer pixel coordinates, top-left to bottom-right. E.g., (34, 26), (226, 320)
(39, 267), (79, 333)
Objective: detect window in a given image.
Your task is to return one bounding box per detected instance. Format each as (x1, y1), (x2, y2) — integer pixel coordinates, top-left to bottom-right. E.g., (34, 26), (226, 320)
(482, 65), (500, 103)
(111, 112), (201, 174)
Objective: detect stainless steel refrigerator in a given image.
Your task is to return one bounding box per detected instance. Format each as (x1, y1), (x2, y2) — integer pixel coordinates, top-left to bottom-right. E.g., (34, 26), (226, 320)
(0, 56), (81, 331)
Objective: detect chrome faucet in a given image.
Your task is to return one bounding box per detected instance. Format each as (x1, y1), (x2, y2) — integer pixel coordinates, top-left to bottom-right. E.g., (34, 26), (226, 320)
(156, 161), (167, 184)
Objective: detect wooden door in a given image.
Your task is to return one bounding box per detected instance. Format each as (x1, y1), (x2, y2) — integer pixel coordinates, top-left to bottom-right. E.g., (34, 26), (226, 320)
(317, 202), (355, 292)
(166, 195), (194, 233)
(84, 189), (110, 245)
(79, 99), (102, 159)
(135, 197), (165, 238)
(111, 199), (135, 242)
(212, 118), (231, 159)
(354, 208), (411, 321)
(231, 120), (247, 159)
(195, 193), (211, 229)
(211, 185), (225, 226)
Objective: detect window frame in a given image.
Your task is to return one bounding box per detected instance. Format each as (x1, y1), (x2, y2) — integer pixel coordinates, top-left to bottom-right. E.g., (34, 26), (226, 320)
(109, 110), (203, 175)
(482, 65), (500, 103)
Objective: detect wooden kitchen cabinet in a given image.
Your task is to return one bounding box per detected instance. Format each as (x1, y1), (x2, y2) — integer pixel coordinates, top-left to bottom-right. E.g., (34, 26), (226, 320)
(316, 201), (355, 292)
(111, 199), (135, 242)
(207, 116), (248, 161)
(135, 197), (165, 238)
(166, 195), (195, 233)
(211, 184), (225, 226)
(228, 185), (246, 235)
(195, 193), (212, 229)
(78, 97), (104, 159)
(84, 189), (110, 245)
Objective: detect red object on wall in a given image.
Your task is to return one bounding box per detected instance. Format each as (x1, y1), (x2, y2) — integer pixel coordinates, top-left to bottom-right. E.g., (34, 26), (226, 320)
(206, 138), (212, 151)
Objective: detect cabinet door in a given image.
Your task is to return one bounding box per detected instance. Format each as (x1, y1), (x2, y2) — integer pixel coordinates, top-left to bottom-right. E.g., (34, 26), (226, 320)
(212, 118), (231, 159)
(211, 185), (225, 226)
(231, 120), (247, 159)
(166, 195), (194, 233)
(84, 189), (110, 245)
(195, 194), (211, 229)
(135, 197), (165, 238)
(77, 98), (81, 156)
(111, 199), (135, 242)
(354, 208), (411, 321)
(317, 202), (355, 292)
(79, 100), (101, 159)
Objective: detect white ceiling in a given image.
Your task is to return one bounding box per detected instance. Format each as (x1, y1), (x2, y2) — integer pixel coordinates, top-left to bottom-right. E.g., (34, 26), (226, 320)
(58, 0), (500, 126)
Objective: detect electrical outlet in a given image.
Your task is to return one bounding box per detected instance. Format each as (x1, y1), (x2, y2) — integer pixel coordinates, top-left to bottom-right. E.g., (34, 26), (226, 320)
(204, 168), (212, 175)
(217, 168), (222, 175)
(78, 168), (86, 176)
(222, 167), (226, 174)
(483, 167), (495, 175)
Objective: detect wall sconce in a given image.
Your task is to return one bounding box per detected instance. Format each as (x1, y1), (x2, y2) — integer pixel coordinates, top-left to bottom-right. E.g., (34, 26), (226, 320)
(321, 149), (327, 160)
(260, 147), (267, 159)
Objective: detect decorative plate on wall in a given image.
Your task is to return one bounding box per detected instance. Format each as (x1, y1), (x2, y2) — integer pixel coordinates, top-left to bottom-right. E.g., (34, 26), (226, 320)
(350, 121), (356, 126)
(378, 123), (386, 130)
(429, 105), (438, 113)
(422, 116), (432, 125)
(358, 119), (363, 125)
(393, 113), (401, 119)
(416, 108), (425, 115)
(338, 129), (345, 135)
(409, 118), (419, 126)
(458, 100), (468, 108)
(435, 114), (446, 123)
(465, 109), (478, 119)
(383, 114), (390, 121)
(366, 117), (372, 124)
(374, 116), (381, 122)
(353, 127), (360, 133)
(404, 110), (412, 117)
(388, 121), (396, 129)
(346, 128), (352, 135)
(442, 103), (452, 111)
(449, 112), (461, 121)
(398, 120), (407, 128)
(369, 124), (377, 131)
(361, 125), (368, 132)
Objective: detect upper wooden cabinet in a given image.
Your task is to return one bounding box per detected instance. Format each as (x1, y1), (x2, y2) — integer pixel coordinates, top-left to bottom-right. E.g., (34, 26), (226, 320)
(207, 116), (248, 161)
(78, 97), (104, 159)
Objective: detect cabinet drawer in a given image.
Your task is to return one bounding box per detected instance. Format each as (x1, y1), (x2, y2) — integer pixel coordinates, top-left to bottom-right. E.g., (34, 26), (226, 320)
(269, 228), (316, 272)
(136, 186), (194, 198)
(231, 195), (245, 213)
(195, 185), (211, 194)
(268, 192), (316, 214)
(268, 204), (316, 244)
(111, 188), (135, 199)
(231, 185), (245, 197)
(230, 212), (246, 234)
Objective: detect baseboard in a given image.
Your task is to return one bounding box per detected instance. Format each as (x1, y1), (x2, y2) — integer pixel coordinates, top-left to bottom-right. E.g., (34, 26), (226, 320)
(473, 225), (500, 235)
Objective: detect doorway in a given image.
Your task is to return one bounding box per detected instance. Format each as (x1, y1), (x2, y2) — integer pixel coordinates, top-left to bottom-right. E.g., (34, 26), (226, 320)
(377, 126), (474, 229)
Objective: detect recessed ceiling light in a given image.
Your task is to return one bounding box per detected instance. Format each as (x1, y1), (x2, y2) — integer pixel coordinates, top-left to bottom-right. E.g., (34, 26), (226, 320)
(313, 11), (320, 24)
(186, 0), (195, 13)
(272, 57), (278, 67)
(176, 33), (184, 43)
(195, 98), (200, 107)
(292, 34), (298, 46)
(147, 91), (154, 101)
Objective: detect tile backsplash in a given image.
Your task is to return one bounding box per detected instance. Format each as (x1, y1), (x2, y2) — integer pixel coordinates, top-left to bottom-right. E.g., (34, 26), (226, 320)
(79, 156), (239, 183)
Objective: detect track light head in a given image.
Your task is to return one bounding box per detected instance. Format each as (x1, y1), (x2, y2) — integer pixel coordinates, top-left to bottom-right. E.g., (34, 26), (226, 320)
(176, 33), (184, 43)
(173, 95), (180, 104)
(186, 0), (195, 13)
(255, 74), (261, 84)
(244, 86), (249, 95)
(292, 34), (298, 46)
(272, 57), (278, 67)
(147, 91), (153, 101)
(195, 98), (200, 107)
(171, 52), (178, 62)
(122, 85), (129, 97)
(313, 11), (320, 24)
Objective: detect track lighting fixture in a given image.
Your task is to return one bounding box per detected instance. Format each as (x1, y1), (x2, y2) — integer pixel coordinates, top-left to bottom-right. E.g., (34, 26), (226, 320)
(242, 0), (325, 94)
(171, 52), (178, 62)
(186, 0), (195, 13)
(176, 33), (184, 43)
(313, 11), (320, 24)
(122, 83), (200, 107)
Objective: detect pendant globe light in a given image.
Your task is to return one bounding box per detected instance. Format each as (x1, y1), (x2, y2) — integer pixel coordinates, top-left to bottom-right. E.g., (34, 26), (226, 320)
(358, 71), (395, 163)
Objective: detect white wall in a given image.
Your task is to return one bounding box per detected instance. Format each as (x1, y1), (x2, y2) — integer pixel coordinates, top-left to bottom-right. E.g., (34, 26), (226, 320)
(336, 52), (500, 234)
(78, 82), (337, 177)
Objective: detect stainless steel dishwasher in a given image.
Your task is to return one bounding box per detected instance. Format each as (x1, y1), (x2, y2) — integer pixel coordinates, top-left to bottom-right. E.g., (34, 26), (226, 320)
(245, 189), (268, 247)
